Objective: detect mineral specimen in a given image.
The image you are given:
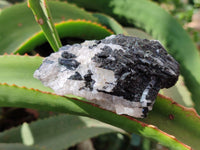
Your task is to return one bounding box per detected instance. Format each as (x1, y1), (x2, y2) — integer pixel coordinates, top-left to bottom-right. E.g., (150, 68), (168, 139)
(34, 34), (179, 118)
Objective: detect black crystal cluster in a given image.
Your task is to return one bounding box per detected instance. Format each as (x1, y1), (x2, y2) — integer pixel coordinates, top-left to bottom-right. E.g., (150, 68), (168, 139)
(58, 34), (179, 117)
(93, 35), (179, 101)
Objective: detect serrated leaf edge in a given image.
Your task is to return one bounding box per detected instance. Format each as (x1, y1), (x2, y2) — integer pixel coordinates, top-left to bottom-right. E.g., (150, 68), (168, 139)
(158, 93), (200, 119)
(14, 19), (114, 54)
(0, 83), (192, 149)
(1, 53), (42, 58)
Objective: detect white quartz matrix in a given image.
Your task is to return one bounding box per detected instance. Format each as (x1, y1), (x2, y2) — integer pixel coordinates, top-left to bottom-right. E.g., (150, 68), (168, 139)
(34, 34), (179, 118)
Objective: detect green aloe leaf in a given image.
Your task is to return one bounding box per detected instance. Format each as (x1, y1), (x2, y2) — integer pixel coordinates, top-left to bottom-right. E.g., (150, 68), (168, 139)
(92, 13), (125, 35)
(0, 114), (121, 150)
(15, 20), (113, 54)
(0, 83), (194, 150)
(0, 54), (200, 149)
(143, 94), (200, 150)
(0, 1), (97, 54)
(28, 0), (62, 52)
(67, 0), (200, 114)
(0, 144), (39, 150)
(0, 1), (124, 55)
(0, 54), (50, 92)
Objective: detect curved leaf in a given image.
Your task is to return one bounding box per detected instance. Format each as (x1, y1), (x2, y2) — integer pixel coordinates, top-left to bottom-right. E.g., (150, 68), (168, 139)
(0, 1), (97, 54)
(92, 13), (125, 35)
(0, 144), (39, 150)
(68, 0), (200, 114)
(143, 94), (200, 150)
(0, 114), (121, 150)
(0, 54), (200, 149)
(0, 54), (50, 91)
(15, 20), (113, 54)
(0, 1), (124, 55)
(0, 83), (193, 150)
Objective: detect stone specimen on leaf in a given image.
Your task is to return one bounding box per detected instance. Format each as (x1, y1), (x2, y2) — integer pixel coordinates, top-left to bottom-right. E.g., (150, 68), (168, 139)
(34, 34), (179, 118)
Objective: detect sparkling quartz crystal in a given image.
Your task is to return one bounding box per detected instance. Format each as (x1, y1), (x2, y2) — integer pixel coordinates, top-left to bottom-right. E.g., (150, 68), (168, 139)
(34, 34), (179, 118)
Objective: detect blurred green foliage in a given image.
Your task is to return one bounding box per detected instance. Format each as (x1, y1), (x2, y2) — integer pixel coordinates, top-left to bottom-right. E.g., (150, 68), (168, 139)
(0, 0), (200, 150)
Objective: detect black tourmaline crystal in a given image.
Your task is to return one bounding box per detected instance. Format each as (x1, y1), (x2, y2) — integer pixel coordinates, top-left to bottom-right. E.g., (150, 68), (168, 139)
(34, 34), (179, 118)
(93, 35), (179, 101)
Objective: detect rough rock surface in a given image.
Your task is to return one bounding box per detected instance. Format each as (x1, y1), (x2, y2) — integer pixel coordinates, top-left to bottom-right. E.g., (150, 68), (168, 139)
(34, 34), (179, 118)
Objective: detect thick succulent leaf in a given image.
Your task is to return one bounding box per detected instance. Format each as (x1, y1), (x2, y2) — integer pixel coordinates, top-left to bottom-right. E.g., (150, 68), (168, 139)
(0, 1), (124, 55)
(67, 0), (200, 114)
(0, 114), (121, 150)
(15, 20), (113, 54)
(0, 83), (194, 150)
(0, 54), (200, 149)
(0, 144), (40, 150)
(0, 54), (51, 92)
(142, 94), (200, 150)
(92, 13), (125, 35)
(2, 54), (192, 106)
(0, 1), (97, 54)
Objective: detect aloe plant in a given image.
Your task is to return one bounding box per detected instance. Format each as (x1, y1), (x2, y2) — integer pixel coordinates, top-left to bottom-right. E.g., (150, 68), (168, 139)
(0, 0), (200, 150)
(0, 114), (122, 149)
(0, 1), (124, 54)
(0, 82), (198, 150)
